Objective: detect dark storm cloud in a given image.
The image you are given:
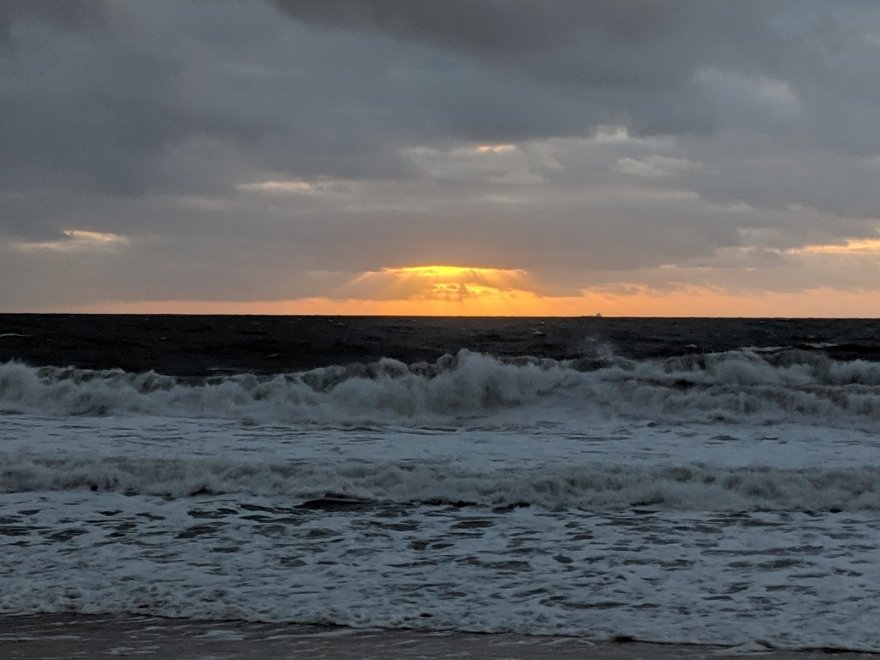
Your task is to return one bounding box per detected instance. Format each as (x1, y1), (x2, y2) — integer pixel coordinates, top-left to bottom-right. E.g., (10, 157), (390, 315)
(274, 0), (683, 66)
(0, 0), (109, 40)
(276, 0), (880, 146)
(3, 0), (877, 205)
(275, 0), (719, 134)
(0, 0), (424, 223)
(0, 3), (270, 204)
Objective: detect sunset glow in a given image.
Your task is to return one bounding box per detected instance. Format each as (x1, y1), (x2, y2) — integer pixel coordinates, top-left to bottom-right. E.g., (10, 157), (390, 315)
(354, 265), (530, 296)
(346, 265), (539, 314)
(42, 283), (880, 318)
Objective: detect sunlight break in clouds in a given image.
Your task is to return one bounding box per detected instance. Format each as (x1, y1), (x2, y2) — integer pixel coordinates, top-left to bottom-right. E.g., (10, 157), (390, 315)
(11, 230), (129, 253)
(346, 265), (538, 314)
(237, 180), (315, 194)
(614, 156), (701, 178)
(476, 144), (517, 154)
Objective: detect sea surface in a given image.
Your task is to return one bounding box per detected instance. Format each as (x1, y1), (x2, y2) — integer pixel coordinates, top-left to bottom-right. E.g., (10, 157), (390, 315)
(1, 315), (879, 652)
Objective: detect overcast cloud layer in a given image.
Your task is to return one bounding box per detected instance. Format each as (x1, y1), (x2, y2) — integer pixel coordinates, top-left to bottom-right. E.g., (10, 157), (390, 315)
(2, 1), (879, 313)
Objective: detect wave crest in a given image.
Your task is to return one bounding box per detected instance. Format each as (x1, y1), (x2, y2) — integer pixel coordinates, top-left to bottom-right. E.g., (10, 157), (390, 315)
(2, 349), (880, 426)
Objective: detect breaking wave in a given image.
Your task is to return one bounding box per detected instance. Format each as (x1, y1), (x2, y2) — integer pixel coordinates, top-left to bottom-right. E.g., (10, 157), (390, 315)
(2, 348), (880, 426)
(2, 452), (878, 511)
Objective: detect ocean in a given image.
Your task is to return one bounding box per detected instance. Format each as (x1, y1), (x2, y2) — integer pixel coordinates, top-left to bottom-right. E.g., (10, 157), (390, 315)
(1, 315), (878, 654)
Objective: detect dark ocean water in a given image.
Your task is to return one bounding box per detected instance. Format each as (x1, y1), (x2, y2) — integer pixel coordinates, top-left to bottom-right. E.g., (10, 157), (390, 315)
(2, 314), (879, 375)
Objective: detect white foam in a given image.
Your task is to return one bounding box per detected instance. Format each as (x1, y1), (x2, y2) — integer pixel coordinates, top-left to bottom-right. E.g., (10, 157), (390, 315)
(1, 490), (878, 650)
(2, 349), (880, 428)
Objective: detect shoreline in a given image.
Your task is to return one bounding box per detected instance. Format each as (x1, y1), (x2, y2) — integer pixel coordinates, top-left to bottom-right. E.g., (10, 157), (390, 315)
(0, 613), (874, 659)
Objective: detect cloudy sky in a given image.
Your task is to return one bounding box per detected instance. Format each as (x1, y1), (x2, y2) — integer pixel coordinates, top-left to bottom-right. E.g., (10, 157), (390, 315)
(2, 0), (880, 315)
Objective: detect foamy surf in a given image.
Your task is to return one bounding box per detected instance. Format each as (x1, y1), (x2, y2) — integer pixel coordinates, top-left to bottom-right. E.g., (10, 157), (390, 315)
(2, 453), (878, 512)
(2, 348), (880, 427)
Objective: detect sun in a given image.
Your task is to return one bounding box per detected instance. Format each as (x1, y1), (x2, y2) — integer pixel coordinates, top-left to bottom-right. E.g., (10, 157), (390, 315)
(345, 264), (545, 314)
(390, 265), (530, 301)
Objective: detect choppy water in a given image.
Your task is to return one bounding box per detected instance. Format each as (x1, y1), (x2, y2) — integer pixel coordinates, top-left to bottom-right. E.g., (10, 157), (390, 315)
(1, 316), (879, 651)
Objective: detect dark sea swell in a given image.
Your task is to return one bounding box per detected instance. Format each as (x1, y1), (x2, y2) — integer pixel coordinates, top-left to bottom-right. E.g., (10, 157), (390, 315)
(2, 314), (880, 376)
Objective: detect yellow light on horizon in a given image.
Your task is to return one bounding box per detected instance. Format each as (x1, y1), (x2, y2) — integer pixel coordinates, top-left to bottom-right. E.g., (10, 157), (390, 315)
(392, 264), (527, 282)
(348, 264), (537, 313)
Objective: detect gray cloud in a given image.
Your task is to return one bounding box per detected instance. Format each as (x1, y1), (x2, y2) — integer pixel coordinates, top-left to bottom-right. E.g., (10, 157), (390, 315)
(0, 0), (109, 40)
(1, 1), (879, 310)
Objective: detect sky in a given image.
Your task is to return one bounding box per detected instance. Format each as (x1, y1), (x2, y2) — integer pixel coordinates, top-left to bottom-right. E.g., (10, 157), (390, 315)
(2, 0), (880, 316)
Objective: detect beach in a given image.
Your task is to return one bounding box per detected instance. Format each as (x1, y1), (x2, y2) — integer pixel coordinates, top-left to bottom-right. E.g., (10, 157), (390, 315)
(2, 613), (874, 659)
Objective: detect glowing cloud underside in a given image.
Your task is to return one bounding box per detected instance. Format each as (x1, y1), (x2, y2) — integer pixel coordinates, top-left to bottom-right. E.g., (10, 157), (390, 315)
(795, 238), (880, 255)
(39, 256), (880, 318)
(346, 265), (542, 314)
(12, 230), (129, 253)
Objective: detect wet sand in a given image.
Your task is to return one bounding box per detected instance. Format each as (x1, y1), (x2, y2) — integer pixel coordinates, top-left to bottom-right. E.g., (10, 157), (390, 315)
(0, 614), (873, 659)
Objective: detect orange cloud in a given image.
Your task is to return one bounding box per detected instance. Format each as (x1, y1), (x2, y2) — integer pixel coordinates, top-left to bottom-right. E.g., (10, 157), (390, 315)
(335, 265), (545, 315)
(347, 265), (528, 299)
(793, 237), (880, 255)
